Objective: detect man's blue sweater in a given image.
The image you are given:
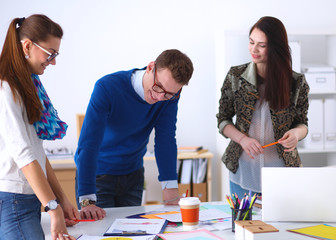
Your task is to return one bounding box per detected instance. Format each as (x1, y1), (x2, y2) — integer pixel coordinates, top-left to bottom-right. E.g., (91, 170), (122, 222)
(75, 68), (178, 197)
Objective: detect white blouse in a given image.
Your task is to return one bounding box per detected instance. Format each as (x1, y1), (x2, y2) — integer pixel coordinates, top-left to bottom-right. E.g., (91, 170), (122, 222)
(230, 99), (285, 193)
(0, 81), (46, 194)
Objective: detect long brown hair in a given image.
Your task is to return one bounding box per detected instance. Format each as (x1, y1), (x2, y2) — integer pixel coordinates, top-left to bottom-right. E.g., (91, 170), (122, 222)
(0, 14), (63, 123)
(250, 16), (292, 109)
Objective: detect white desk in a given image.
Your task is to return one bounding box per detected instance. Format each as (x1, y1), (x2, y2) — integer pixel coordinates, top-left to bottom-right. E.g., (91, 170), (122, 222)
(41, 202), (336, 239)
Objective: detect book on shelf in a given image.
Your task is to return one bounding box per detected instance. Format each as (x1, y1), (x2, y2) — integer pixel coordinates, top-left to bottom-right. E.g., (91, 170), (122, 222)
(178, 146), (203, 152)
(45, 147), (73, 160)
(178, 146), (208, 156)
(178, 149), (208, 156)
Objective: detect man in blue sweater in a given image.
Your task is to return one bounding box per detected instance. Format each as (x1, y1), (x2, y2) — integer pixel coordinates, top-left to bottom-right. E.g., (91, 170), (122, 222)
(75, 49), (193, 219)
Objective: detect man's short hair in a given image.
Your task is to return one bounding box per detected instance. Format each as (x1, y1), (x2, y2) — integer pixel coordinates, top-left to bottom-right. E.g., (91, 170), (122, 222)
(155, 49), (194, 85)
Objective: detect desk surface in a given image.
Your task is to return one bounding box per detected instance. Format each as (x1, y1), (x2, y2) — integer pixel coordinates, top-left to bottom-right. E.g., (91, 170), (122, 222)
(41, 202), (336, 240)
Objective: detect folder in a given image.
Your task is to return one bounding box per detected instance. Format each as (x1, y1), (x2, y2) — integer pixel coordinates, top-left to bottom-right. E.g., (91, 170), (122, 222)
(178, 183), (190, 198)
(197, 158), (208, 183)
(324, 98), (336, 149)
(301, 98), (323, 149)
(180, 159), (192, 184)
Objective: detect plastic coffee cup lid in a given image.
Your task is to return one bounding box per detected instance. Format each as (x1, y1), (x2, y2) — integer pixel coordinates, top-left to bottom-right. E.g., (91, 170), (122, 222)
(179, 197), (200, 205)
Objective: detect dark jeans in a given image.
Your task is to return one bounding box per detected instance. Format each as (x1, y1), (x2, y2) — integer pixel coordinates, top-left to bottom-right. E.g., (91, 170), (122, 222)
(76, 167), (144, 209)
(0, 192), (44, 240)
(230, 181), (261, 200)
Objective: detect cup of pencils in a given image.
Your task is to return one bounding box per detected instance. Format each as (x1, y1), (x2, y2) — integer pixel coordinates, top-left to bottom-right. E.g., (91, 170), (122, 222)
(226, 192), (257, 232)
(231, 207), (252, 232)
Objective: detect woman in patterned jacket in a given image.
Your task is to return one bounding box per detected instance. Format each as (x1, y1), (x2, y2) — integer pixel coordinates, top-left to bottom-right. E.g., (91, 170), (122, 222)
(217, 16), (309, 198)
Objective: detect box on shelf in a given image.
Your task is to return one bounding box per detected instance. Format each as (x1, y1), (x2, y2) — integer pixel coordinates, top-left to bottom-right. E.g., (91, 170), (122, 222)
(192, 182), (207, 202)
(302, 64), (336, 93)
(178, 183), (207, 202)
(178, 183), (191, 198)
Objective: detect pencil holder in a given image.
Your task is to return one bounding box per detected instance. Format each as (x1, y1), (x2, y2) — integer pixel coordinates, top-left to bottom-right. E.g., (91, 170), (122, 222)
(231, 207), (252, 232)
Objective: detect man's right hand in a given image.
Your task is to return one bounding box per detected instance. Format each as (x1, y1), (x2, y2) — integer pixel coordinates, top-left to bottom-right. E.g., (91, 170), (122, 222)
(79, 204), (106, 220)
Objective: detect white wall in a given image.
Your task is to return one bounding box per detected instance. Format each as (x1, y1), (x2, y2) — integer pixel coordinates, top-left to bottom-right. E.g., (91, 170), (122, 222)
(1, 0), (336, 201)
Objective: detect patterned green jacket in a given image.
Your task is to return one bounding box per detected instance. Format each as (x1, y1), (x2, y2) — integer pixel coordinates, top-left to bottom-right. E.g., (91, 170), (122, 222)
(217, 62), (309, 173)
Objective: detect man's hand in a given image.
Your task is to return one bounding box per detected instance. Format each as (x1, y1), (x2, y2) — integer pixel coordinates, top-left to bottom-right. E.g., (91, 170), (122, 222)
(163, 188), (180, 205)
(79, 204), (106, 220)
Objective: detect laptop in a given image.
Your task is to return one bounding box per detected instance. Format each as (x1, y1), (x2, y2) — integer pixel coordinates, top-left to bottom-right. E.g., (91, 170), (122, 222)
(262, 167), (336, 222)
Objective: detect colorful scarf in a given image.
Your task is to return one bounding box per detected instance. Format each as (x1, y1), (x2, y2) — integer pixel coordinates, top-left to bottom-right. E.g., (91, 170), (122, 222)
(32, 74), (68, 140)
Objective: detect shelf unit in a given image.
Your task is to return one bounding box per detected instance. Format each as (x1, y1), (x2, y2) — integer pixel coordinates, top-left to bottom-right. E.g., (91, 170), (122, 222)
(144, 151), (213, 203)
(73, 114), (213, 204)
(290, 34), (336, 163)
(50, 151), (214, 208)
(298, 148), (336, 154)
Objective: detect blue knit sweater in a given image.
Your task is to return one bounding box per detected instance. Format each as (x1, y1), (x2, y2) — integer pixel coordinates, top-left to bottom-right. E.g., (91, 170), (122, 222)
(75, 68), (178, 196)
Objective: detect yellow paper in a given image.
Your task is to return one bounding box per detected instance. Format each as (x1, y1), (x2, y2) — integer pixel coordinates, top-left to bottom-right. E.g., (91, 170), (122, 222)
(289, 224), (336, 240)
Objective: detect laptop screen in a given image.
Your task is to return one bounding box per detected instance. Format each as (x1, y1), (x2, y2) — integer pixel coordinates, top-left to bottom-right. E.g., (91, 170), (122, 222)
(262, 167), (336, 222)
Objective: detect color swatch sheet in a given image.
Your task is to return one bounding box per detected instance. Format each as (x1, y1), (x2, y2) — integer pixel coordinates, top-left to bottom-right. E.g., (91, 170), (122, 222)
(105, 218), (167, 236)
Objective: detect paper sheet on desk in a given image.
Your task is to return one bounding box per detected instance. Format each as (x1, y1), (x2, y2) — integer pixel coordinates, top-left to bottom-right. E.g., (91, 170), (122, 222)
(156, 209), (231, 222)
(104, 218), (167, 236)
(77, 234), (156, 240)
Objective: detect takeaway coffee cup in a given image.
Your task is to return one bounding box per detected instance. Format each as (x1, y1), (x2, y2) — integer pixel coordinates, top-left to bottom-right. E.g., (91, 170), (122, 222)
(179, 197), (201, 230)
